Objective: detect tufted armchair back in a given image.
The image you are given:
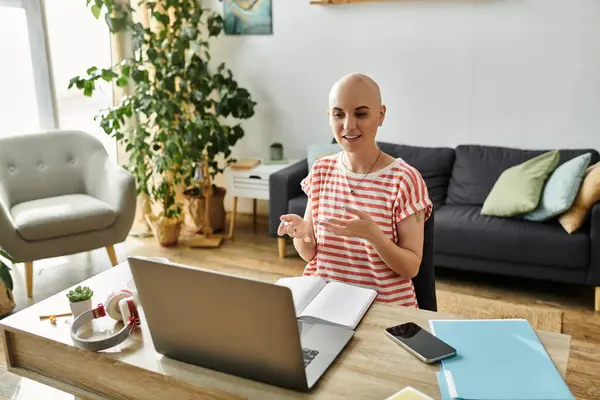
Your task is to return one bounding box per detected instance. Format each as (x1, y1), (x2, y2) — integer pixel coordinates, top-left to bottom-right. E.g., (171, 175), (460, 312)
(0, 130), (109, 207)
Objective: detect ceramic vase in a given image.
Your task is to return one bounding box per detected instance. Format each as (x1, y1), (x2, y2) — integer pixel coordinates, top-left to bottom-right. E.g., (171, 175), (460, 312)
(70, 299), (92, 318)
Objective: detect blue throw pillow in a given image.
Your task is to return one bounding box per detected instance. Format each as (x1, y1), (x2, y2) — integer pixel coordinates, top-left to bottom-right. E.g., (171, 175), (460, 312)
(307, 142), (342, 169)
(523, 152), (592, 222)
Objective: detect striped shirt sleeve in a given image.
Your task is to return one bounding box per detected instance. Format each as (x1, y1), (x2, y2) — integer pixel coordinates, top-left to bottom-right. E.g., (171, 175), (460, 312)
(394, 164), (433, 222)
(301, 159), (324, 198)
(301, 172), (312, 198)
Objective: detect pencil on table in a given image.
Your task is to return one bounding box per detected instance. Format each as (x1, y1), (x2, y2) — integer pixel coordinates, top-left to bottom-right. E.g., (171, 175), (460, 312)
(39, 312), (72, 319)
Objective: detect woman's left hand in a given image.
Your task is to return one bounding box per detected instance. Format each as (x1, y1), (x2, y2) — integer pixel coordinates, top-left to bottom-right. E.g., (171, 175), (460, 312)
(318, 207), (381, 241)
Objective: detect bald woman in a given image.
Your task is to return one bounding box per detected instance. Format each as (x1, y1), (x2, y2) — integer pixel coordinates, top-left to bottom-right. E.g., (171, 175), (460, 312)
(278, 73), (433, 307)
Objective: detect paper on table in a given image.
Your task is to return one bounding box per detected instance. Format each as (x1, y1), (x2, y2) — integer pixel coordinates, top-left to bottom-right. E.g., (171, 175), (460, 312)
(436, 371), (453, 400)
(383, 386), (435, 400)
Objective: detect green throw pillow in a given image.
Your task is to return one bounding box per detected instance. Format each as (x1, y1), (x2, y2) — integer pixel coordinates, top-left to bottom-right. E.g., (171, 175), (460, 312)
(481, 150), (560, 217)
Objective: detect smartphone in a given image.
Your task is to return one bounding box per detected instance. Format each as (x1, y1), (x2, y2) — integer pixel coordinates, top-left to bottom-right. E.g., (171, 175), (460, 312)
(385, 322), (456, 364)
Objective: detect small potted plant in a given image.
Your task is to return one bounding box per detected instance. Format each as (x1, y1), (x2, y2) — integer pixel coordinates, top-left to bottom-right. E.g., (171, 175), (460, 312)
(66, 286), (94, 318)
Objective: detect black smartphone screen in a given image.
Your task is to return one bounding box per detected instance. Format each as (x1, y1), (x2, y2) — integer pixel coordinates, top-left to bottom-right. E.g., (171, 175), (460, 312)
(386, 322), (456, 361)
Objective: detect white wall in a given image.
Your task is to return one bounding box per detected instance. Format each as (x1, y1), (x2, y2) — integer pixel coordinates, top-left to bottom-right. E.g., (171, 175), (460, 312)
(205, 0), (600, 160)
(205, 0), (600, 215)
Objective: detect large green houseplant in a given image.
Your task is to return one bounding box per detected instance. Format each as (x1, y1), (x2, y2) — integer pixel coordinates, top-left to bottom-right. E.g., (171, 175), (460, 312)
(69, 0), (256, 244)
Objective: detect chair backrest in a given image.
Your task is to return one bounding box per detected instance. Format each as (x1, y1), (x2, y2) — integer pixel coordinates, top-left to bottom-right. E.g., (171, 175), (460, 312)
(412, 207), (437, 311)
(0, 130), (108, 207)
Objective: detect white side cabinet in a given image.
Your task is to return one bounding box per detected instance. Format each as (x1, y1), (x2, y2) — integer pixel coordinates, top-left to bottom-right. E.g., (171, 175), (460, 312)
(226, 160), (298, 238)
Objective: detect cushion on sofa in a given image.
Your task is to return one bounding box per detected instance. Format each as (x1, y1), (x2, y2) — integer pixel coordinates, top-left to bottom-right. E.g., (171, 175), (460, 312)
(435, 204), (589, 269)
(481, 150), (560, 217)
(307, 143), (342, 169)
(11, 194), (117, 241)
(446, 145), (600, 206)
(377, 142), (455, 210)
(523, 152), (592, 222)
(558, 161), (600, 233)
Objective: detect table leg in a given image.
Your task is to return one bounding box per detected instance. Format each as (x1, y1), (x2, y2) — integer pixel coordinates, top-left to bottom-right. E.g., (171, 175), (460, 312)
(253, 199), (257, 232)
(229, 196), (238, 240)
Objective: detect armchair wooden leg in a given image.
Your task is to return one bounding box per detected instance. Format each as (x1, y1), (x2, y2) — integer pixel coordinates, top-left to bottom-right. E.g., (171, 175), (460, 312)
(278, 238), (286, 259)
(25, 262), (33, 298)
(105, 245), (118, 267)
(595, 287), (600, 312)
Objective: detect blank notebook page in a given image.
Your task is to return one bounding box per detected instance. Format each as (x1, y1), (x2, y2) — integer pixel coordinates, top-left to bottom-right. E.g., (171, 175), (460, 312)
(300, 281), (376, 329)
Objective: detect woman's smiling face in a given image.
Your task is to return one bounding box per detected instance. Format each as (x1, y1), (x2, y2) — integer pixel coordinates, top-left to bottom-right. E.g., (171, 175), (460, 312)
(328, 74), (386, 153)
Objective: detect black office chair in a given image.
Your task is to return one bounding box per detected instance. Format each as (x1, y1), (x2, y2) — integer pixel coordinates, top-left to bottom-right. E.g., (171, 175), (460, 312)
(411, 208), (437, 311)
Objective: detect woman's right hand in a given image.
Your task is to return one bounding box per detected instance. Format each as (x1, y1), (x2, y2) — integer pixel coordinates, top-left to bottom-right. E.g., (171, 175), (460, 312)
(278, 214), (312, 243)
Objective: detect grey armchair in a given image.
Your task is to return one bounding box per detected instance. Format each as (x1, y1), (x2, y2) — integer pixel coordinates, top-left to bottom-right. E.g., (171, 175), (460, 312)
(0, 129), (137, 297)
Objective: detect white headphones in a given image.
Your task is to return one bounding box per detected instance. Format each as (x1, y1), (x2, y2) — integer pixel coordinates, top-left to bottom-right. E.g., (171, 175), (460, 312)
(70, 289), (140, 352)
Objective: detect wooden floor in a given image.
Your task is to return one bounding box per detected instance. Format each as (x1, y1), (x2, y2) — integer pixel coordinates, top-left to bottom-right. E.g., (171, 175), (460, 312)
(1, 217), (600, 399)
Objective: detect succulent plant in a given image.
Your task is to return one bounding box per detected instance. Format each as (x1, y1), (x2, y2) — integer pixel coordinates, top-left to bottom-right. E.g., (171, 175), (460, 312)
(66, 286), (93, 303)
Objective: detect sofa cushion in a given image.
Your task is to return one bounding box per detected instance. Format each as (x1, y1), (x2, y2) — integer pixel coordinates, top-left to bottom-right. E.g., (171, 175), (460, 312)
(446, 145), (600, 206)
(307, 143), (342, 169)
(377, 142), (455, 210)
(12, 194), (117, 241)
(523, 152), (592, 222)
(481, 150), (559, 217)
(558, 161), (600, 233)
(435, 204), (589, 269)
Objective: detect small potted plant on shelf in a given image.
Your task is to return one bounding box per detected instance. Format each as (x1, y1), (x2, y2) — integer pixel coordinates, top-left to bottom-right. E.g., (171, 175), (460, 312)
(67, 286), (94, 318)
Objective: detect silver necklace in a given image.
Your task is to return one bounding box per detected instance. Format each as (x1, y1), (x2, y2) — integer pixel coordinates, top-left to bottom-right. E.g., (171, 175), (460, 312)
(341, 149), (382, 195)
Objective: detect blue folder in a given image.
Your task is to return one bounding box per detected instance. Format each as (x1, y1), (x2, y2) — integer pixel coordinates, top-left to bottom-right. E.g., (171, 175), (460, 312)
(429, 319), (574, 400)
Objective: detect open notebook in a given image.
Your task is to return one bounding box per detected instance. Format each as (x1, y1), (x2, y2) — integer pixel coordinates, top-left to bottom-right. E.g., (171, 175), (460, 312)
(275, 276), (378, 330)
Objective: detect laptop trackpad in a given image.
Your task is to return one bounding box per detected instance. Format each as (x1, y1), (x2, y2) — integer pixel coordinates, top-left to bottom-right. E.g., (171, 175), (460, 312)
(298, 321), (315, 337)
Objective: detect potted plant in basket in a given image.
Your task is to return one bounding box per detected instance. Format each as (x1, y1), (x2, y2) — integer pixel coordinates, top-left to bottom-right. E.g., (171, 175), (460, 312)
(67, 286), (94, 318)
(0, 250), (16, 317)
(181, 60), (256, 234)
(69, 0), (255, 245)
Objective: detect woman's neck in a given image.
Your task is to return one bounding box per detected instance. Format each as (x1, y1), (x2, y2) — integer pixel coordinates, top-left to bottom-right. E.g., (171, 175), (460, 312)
(343, 146), (382, 174)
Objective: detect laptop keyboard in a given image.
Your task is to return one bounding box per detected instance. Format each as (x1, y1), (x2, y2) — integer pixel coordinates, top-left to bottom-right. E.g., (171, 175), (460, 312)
(302, 348), (319, 367)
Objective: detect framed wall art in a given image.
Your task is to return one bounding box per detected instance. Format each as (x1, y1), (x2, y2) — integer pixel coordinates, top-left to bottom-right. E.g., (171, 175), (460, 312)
(223, 0), (273, 35)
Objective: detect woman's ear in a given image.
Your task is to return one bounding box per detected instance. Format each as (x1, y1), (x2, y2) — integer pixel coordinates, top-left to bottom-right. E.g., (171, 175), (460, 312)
(379, 104), (387, 126)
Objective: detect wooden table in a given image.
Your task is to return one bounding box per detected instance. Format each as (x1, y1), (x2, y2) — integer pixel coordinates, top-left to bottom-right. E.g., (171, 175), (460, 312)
(0, 262), (572, 400)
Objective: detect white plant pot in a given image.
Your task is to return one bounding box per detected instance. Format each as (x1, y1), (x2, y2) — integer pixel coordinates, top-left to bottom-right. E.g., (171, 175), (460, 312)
(70, 299), (92, 318)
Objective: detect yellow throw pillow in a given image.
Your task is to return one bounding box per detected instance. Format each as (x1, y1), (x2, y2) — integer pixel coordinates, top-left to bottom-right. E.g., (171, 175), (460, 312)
(558, 161), (600, 233)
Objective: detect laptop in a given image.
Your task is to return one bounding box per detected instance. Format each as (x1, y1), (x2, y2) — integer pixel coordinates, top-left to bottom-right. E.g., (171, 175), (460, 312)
(127, 256), (354, 392)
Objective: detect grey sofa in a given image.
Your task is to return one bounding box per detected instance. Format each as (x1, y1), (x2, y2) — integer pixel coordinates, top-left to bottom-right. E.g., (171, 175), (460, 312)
(0, 130), (137, 297)
(269, 142), (600, 310)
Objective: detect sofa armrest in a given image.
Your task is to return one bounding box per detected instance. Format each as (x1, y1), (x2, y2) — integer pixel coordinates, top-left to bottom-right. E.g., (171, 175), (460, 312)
(588, 201), (600, 285)
(268, 159), (309, 237)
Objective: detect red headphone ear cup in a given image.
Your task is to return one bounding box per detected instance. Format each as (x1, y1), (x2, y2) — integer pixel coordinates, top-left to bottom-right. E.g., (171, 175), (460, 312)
(105, 290), (134, 321)
(118, 297), (140, 326)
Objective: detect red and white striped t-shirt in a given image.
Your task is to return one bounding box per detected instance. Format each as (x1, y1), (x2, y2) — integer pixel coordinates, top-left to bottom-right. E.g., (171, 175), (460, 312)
(300, 152), (433, 307)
